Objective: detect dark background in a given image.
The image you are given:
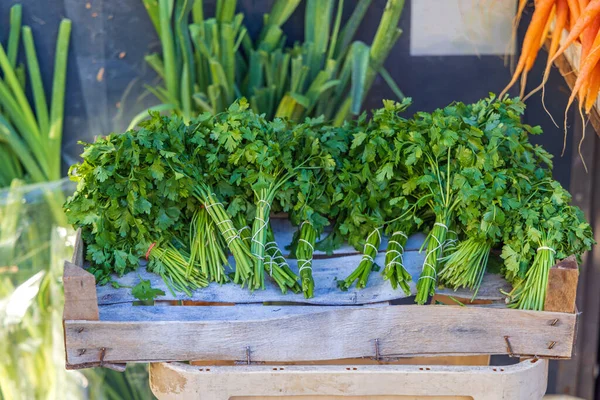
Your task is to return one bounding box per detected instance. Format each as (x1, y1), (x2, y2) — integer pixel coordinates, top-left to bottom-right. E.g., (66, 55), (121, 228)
(1, 0), (594, 397)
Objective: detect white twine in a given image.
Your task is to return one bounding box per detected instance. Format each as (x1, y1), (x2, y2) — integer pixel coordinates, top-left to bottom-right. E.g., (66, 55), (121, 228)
(537, 246), (556, 253)
(297, 259), (313, 272)
(361, 254), (374, 263)
(387, 240), (404, 253)
(251, 201), (271, 258)
(364, 242), (378, 252)
(267, 255), (275, 276)
(299, 239), (315, 252)
(205, 201), (223, 209)
(265, 242), (289, 268)
(217, 219), (230, 226)
(392, 231), (408, 239)
(420, 222), (448, 283)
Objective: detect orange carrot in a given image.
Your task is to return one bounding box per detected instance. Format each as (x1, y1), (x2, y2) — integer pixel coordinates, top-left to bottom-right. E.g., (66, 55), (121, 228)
(584, 63), (600, 112)
(524, 0), (569, 107)
(563, 31), (600, 154)
(567, 0), (581, 23)
(539, 5), (557, 48)
(552, 0), (600, 63)
(577, 32), (600, 101)
(500, 0), (557, 98)
(581, 15), (600, 61)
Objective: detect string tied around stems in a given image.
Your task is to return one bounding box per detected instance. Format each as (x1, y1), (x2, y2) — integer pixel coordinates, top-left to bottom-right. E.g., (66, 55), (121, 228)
(392, 231), (408, 240)
(145, 242), (156, 260)
(251, 200), (271, 257)
(419, 223), (447, 283)
(537, 246), (556, 253)
(361, 227), (382, 264)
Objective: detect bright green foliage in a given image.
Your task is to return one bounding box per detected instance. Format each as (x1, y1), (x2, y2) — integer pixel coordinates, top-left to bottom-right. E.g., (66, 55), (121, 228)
(132, 276), (166, 301)
(135, 0), (406, 125)
(66, 96), (595, 311)
(65, 114), (199, 284)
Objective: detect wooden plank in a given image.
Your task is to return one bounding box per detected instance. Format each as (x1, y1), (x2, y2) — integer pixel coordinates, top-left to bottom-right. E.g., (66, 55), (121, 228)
(96, 251), (510, 306)
(148, 359), (548, 400)
(99, 304), (359, 321)
(573, 133), (600, 400)
(65, 305), (576, 365)
(63, 261), (99, 321)
(544, 256), (579, 313)
(189, 355), (491, 367)
(555, 99), (599, 397)
(63, 260), (127, 371)
(71, 228), (84, 267)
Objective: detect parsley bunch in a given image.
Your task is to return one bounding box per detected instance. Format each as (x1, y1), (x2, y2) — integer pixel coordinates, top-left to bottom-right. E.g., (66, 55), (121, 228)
(65, 114), (200, 289)
(65, 96), (594, 311)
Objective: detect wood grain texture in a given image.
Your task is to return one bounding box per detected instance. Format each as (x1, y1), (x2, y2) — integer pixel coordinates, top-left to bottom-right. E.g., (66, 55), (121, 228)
(71, 228), (84, 267)
(63, 261), (99, 321)
(148, 359), (548, 400)
(189, 355), (491, 367)
(65, 304), (576, 365)
(544, 256), (579, 313)
(95, 252), (510, 306)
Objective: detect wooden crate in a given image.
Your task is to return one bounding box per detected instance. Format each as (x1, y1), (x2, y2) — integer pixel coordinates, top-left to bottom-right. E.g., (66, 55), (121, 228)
(148, 358), (549, 400)
(63, 219), (579, 370)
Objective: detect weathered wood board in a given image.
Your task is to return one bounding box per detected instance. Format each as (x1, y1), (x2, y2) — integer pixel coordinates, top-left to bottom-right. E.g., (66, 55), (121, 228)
(94, 222), (511, 305)
(97, 251), (510, 306)
(65, 304), (576, 365)
(149, 358), (548, 400)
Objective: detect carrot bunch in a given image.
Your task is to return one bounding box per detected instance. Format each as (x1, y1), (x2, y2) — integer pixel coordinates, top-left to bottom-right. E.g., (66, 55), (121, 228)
(502, 0), (600, 158)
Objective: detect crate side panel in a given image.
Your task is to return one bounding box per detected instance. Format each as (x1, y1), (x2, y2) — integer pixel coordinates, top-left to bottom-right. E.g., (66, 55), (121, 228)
(65, 305), (576, 365)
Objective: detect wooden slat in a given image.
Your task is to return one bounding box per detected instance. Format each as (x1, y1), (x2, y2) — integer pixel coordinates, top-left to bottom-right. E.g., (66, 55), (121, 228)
(189, 355), (491, 367)
(96, 255), (511, 306)
(63, 261), (99, 321)
(99, 304), (358, 321)
(149, 359), (549, 400)
(544, 256), (579, 313)
(65, 304), (576, 365)
(555, 85), (599, 396)
(71, 228), (84, 267)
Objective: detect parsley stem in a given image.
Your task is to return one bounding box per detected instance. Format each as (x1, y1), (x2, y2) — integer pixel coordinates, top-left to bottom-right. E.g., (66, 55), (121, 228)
(296, 221), (317, 298)
(338, 227), (381, 290)
(383, 229), (412, 295)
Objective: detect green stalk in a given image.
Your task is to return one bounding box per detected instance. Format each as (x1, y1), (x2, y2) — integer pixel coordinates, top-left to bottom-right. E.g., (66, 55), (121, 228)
(338, 227), (381, 290)
(158, 0), (179, 104)
(189, 209), (229, 284)
(7, 5), (22, 68)
(216, 0), (237, 23)
(265, 227), (300, 293)
(361, 0), (405, 104)
(415, 216), (450, 304)
(48, 19), (72, 181)
(22, 26), (49, 137)
(149, 245), (208, 296)
(439, 237), (492, 298)
(0, 47), (42, 141)
(192, 0), (204, 23)
(194, 185), (254, 285)
(333, 0), (372, 59)
(383, 230), (412, 295)
(295, 221), (316, 298)
(507, 239), (555, 311)
(250, 187), (272, 289)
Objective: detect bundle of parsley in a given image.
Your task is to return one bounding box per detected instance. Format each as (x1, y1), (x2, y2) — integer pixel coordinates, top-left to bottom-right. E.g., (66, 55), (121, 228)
(65, 96), (594, 310)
